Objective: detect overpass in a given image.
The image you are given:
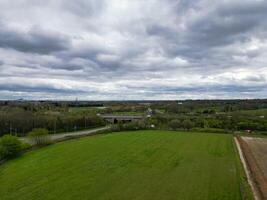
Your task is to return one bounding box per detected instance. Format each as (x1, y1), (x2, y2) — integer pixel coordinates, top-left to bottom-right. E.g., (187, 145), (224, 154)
(100, 114), (145, 124)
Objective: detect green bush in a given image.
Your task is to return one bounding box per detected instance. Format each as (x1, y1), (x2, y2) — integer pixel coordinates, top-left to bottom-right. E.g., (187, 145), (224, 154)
(21, 142), (31, 150)
(182, 119), (194, 130)
(169, 119), (181, 130)
(111, 121), (147, 132)
(191, 128), (228, 134)
(28, 128), (51, 146)
(0, 135), (23, 160)
(123, 121), (146, 130)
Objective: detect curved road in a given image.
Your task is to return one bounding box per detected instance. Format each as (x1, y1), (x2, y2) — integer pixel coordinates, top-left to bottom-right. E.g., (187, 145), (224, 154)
(21, 126), (110, 144)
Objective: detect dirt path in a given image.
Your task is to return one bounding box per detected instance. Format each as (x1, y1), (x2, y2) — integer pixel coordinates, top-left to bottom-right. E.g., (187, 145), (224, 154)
(243, 137), (267, 179)
(236, 136), (267, 200)
(235, 137), (259, 200)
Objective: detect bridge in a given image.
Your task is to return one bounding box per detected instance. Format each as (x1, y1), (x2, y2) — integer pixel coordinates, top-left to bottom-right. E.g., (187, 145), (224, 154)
(100, 114), (144, 124)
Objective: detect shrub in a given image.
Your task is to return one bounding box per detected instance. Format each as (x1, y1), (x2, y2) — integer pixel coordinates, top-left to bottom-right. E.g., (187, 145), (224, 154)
(21, 142), (31, 150)
(123, 121), (146, 130)
(110, 121), (147, 132)
(191, 128), (228, 134)
(182, 119), (194, 130)
(28, 128), (51, 146)
(0, 135), (23, 160)
(169, 119), (181, 130)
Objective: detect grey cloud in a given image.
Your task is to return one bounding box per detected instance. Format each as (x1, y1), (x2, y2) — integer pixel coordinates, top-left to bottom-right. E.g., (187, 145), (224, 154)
(187, 18), (255, 47)
(0, 83), (87, 94)
(146, 24), (177, 41)
(160, 1), (267, 61)
(243, 75), (266, 82)
(0, 24), (70, 54)
(125, 84), (267, 94)
(63, 0), (106, 17)
(46, 58), (99, 71)
(218, 1), (267, 16)
(48, 63), (84, 71)
(185, 4), (266, 48)
(150, 1), (267, 79)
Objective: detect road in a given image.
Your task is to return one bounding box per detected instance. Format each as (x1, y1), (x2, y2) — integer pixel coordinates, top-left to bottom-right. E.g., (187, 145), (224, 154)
(20, 126), (110, 144)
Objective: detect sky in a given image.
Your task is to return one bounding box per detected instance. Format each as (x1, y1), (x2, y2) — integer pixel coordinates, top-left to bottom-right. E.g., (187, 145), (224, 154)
(0, 0), (267, 100)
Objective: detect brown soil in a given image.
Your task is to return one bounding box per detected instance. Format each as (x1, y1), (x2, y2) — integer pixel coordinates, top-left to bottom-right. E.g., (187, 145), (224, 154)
(237, 136), (267, 200)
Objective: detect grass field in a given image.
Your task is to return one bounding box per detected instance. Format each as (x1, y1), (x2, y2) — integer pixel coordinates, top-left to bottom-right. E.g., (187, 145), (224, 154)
(0, 131), (252, 200)
(232, 108), (267, 116)
(68, 106), (107, 113)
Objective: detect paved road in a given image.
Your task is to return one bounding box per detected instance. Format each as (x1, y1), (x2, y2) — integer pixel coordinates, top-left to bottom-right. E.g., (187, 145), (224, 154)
(21, 126), (110, 144)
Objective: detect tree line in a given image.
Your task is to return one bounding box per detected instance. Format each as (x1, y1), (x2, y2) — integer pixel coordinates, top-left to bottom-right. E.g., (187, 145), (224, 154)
(0, 107), (105, 136)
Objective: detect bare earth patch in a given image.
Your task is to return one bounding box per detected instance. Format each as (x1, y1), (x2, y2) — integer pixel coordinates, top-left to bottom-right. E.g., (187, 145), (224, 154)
(237, 136), (267, 200)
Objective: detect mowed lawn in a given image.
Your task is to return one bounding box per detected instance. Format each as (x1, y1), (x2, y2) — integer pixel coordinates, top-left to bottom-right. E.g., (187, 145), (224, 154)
(0, 131), (252, 200)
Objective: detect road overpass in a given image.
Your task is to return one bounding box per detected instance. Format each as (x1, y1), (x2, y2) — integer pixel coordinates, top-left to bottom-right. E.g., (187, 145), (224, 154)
(100, 114), (145, 124)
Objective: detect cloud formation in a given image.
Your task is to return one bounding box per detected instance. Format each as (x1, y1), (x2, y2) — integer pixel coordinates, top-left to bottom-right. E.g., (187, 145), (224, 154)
(0, 0), (266, 100)
(0, 23), (70, 54)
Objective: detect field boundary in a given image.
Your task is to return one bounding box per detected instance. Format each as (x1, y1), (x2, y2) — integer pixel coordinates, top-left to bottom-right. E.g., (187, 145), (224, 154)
(235, 136), (266, 200)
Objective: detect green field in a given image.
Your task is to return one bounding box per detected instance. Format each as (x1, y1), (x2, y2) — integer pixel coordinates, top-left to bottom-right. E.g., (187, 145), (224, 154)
(0, 131), (252, 200)
(232, 108), (267, 116)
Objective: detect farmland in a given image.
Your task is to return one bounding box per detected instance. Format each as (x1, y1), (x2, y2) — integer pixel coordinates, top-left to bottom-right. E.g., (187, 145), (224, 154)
(1, 99), (267, 137)
(0, 131), (252, 200)
(238, 136), (267, 199)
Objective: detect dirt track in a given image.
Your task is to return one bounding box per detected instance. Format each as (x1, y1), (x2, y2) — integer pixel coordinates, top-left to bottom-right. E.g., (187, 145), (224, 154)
(237, 136), (267, 200)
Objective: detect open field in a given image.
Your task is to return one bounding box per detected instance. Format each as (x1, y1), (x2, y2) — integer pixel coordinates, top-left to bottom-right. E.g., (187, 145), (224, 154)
(0, 131), (252, 200)
(239, 136), (267, 199)
(68, 106), (107, 113)
(232, 109), (267, 116)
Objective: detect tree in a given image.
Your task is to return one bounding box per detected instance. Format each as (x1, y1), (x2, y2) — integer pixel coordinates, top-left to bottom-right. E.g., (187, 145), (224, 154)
(169, 119), (181, 130)
(28, 128), (51, 146)
(166, 103), (180, 113)
(0, 135), (22, 160)
(195, 118), (206, 128)
(182, 119), (194, 130)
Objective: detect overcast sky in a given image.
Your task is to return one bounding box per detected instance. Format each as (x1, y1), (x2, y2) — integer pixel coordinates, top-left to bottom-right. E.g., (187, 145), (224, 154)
(0, 0), (267, 100)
